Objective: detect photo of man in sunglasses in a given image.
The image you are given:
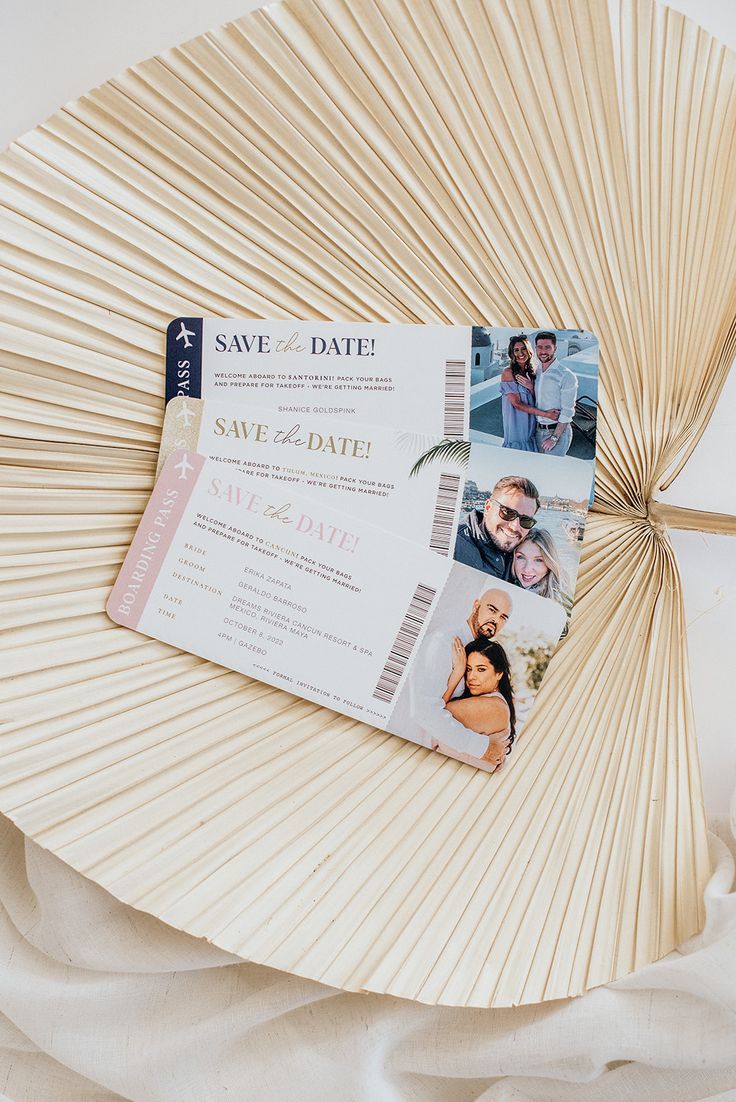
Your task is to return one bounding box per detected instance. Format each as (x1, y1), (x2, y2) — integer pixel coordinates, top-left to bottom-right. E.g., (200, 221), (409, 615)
(454, 475), (540, 578)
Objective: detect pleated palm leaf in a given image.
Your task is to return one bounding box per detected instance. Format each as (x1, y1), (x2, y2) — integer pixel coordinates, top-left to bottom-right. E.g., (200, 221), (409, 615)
(1, 0), (735, 1007)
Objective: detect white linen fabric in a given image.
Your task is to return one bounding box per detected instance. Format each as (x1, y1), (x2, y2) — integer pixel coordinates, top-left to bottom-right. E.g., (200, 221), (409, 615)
(1, 814), (736, 1101)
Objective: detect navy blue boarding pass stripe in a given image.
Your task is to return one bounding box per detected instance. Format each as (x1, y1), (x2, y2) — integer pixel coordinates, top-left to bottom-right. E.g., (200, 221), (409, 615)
(165, 317), (203, 403)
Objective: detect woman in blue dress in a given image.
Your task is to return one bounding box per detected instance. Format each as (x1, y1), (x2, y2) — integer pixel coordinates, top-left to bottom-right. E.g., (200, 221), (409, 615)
(500, 334), (560, 451)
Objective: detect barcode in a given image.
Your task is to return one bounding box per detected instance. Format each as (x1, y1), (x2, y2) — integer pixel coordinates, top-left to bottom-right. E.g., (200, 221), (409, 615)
(373, 583), (438, 703)
(443, 358), (467, 439)
(429, 473), (461, 556)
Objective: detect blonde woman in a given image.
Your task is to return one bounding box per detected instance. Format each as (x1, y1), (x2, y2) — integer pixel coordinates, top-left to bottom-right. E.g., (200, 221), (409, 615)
(512, 528), (572, 610)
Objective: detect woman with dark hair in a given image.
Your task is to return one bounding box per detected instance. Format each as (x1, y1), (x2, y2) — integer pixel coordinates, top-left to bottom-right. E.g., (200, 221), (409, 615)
(500, 334), (559, 451)
(439, 637), (516, 771)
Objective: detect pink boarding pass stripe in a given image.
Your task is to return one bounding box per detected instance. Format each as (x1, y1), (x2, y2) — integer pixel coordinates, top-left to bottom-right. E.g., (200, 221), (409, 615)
(106, 450), (205, 630)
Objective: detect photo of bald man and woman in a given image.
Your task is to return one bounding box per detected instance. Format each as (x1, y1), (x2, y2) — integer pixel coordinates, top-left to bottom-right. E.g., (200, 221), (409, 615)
(391, 562), (566, 773)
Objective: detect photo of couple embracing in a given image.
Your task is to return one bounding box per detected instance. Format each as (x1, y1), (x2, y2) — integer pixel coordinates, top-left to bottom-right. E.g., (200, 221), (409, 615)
(501, 331), (577, 456)
(391, 568), (566, 774)
(454, 473), (571, 610)
(469, 325), (598, 463)
(437, 587), (515, 772)
(452, 438), (594, 616)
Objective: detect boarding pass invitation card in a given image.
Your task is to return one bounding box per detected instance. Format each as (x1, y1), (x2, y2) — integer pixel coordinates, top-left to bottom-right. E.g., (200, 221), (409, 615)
(165, 320), (600, 456)
(108, 452), (567, 773)
(166, 318), (470, 438)
(159, 396), (594, 580)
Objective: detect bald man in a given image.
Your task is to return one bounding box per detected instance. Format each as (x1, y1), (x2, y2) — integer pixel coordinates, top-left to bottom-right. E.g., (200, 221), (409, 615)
(402, 583), (513, 754)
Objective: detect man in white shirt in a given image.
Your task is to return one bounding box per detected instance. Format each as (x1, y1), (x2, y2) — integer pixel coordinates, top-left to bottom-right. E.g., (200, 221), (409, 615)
(534, 331), (578, 456)
(403, 585), (513, 757)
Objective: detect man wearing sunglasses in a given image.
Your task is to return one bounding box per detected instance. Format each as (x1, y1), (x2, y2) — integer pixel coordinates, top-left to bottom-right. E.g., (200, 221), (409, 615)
(454, 474), (540, 578)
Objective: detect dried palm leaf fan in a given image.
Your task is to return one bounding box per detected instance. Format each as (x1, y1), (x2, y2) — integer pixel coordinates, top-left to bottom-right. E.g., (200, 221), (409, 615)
(1, 0), (735, 1007)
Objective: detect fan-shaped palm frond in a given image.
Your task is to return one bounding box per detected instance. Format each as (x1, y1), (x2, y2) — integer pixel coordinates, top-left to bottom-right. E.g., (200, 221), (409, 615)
(409, 439), (471, 477)
(0, 0), (729, 1012)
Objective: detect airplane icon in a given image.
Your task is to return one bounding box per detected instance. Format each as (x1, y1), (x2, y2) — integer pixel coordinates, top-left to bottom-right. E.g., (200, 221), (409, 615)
(174, 454), (195, 480)
(176, 402), (194, 428)
(175, 321), (196, 348)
